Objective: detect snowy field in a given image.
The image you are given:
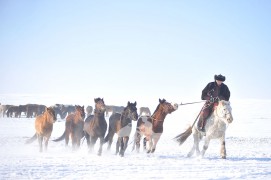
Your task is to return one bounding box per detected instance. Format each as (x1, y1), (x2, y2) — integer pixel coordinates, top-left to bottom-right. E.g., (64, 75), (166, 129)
(0, 95), (270, 179)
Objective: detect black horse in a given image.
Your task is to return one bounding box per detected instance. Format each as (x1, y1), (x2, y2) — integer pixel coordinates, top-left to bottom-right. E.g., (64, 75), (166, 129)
(104, 101), (138, 157)
(84, 98), (107, 156)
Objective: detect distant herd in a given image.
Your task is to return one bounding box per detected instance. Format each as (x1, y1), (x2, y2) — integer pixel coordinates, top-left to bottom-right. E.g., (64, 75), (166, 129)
(0, 103), (151, 119)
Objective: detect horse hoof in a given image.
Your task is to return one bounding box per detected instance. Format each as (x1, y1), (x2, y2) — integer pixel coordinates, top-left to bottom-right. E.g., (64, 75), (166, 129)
(221, 156), (226, 159)
(151, 149), (155, 153)
(146, 150), (151, 153)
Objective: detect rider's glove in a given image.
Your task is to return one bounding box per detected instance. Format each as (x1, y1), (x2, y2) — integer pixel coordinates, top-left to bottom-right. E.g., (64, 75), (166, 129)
(214, 96), (220, 102)
(209, 97), (215, 103)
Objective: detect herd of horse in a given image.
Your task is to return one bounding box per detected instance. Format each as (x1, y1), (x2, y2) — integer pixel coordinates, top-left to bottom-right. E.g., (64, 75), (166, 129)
(8, 97), (233, 158)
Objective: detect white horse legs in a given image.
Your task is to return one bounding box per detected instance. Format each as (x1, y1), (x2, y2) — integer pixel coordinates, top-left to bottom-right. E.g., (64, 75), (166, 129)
(200, 138), (210, 157)
(147, 133), (161, 153)
(187, 133), (201, 157)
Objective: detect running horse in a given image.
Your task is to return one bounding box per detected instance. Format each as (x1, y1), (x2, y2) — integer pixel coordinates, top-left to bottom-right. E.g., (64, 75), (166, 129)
(104, 101), (138, 157)
(84, 98), (107, 156)
(25, 107), (57, 152)
(53, 105), (85, 150)
(174, 100), (233, 159)
(133, 99), (178, 153)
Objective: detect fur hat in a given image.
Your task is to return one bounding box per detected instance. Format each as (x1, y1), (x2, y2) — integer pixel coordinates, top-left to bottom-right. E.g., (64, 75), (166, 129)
(214, 74), (226, 81)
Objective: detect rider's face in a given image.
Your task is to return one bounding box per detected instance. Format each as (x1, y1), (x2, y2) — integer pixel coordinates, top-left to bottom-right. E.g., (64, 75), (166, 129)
(216, 80), (223, 86)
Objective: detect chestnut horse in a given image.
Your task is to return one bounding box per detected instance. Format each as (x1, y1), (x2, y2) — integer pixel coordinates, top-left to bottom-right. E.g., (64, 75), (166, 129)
(53, 105), (85, 150)
(84, 98), (107, 156)
(133, 99), (178, 153)
(25, 107), (57, 152)
(104, 101), (138, 157)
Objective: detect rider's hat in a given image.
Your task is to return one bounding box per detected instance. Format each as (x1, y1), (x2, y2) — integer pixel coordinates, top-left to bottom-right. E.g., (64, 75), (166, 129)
(214, 74), (226, 82)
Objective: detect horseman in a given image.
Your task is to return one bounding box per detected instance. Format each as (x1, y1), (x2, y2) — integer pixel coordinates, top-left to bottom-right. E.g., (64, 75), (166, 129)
(197, 74), (231, 132)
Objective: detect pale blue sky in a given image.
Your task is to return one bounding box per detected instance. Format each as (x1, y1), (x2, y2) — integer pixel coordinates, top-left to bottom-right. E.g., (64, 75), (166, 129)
(1, 0), (271, 105)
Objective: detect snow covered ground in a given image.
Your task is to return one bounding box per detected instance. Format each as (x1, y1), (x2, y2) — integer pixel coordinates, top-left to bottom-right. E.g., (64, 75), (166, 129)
(0, 95), (270, 179)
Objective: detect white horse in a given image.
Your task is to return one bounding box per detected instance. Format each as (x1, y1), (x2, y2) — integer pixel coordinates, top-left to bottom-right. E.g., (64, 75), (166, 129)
(174, 100), (233, 159)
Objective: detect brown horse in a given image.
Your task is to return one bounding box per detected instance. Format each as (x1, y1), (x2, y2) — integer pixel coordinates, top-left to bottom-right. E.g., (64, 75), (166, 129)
(104, 101), (138, 157)
(84, 98), (107, 156)
(133, 99), (178, 153)
(25, 107), (57, 152)
(53, 105), (85, 150)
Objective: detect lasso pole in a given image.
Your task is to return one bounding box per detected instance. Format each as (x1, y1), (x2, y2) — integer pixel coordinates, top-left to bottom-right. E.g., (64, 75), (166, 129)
(179, 100), (205, 106)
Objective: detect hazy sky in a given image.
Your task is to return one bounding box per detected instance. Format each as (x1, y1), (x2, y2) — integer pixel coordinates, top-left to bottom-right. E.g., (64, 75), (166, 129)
(1, 0), (271, 105)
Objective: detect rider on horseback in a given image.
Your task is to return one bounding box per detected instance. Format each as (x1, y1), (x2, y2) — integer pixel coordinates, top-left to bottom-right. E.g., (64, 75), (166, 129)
(197, 74), (231, 132)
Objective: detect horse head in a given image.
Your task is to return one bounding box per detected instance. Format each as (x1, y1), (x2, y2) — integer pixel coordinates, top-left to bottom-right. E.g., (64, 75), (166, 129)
(158, 98), (178, 114)
(217, 100), (233, 124)
(94, 98), (106, 113)
(75, 105), (86, 120)
(46, 107), (57, 123)
(126, 101), (138, 121)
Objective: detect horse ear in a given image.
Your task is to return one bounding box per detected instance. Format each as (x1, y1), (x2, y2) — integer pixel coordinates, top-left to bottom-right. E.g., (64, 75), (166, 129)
(128, 101), (130, 106)
(159, 98), (162, 103)
(134, 101), (137, 106)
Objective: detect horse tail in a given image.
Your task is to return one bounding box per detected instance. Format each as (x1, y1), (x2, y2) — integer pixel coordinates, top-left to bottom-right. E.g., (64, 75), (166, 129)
(53, 130), (66, 142)
(25, 133), (37, 144)
(173, 126), (192, 146)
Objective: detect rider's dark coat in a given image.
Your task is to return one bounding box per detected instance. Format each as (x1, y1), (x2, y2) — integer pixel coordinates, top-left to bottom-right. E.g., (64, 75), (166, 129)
(201, 81), (230, 101)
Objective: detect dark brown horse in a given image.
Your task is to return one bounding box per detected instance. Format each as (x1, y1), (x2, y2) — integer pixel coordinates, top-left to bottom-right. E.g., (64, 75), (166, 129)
(25, 107), (57, 152)
(53, 105), (85, 150)
(133, 99), (178, 153)
(84, 98), (107, 156)
(104, 101), (138, 157)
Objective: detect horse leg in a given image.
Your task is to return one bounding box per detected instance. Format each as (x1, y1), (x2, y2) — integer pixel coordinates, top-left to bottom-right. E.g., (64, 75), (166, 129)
(146, 137), (153, 153)
(135, 131), (141, 153)
(107, 136), (114, 150)
(44, 136), (50, 152)
(37, 135), (43, 152)
(150, 134), (161, 153)
(187, 132), (199, 157)
(97, 137), (104, 156)
(115, 137), (121, 155)
(143, 137), (147, 151)
(65, 132), (70, 147)
(89, 136), (98, 153)
(106, 130), (114, 151)
(71, 134), (77, 150)
(220, 136), (227, 159)
(120, 137), (129, 157)
(85, 132), (90, 148)
(201, 137), (211, 158)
